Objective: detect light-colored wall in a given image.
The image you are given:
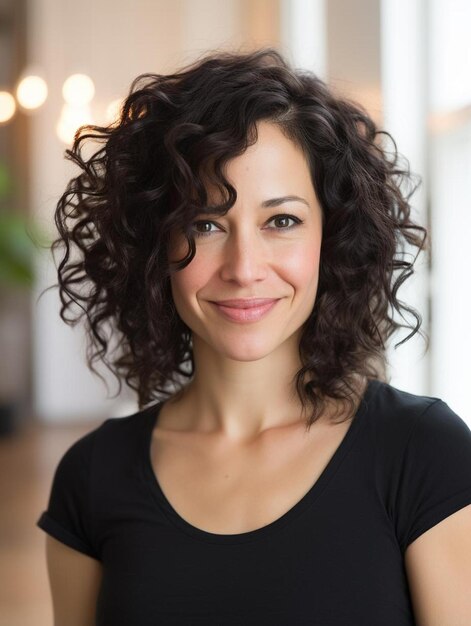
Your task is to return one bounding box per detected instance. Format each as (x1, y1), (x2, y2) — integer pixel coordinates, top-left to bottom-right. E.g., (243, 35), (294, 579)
(427, 0), (471, 420)
(327, 0), (382, 121)
(379, 0), (429, 395)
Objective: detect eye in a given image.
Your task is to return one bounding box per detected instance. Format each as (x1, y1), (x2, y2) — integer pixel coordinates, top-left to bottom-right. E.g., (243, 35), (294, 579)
(269, 214), (302, 230)
(191, 214), (304, 238)
(191, 220), (219, 237)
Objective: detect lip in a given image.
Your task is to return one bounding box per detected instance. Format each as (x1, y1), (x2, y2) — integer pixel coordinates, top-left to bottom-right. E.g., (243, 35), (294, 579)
(210, 298), (280, 323)
(212, 298), (279, 309)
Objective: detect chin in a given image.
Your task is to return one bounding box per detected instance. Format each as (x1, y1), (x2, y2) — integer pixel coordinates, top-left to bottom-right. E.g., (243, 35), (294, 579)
(211, 336), (282, 362)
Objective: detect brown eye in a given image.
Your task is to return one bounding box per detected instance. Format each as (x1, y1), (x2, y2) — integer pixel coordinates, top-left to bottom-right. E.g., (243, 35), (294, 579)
(272, 215), (292, 228)
(268, 214), (303, 230)
(191, 220), (219, 237)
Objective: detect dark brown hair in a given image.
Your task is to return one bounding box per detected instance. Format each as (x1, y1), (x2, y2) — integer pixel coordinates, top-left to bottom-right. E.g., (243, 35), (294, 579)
(40, 46), (428, 428)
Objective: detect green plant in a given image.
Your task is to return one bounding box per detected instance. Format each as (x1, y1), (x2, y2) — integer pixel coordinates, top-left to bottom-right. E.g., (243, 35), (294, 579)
(0, 162), (51, 292)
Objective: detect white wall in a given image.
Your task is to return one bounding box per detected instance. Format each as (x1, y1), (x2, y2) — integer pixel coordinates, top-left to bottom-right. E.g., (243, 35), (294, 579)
(428, 0), (471, 420)
(280, 0), (327, 79)
(380, 0), (429, 394)
(429, 123), (471, 421)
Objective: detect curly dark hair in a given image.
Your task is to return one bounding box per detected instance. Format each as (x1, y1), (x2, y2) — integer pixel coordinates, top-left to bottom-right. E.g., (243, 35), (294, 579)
(40, 46), (429, 429)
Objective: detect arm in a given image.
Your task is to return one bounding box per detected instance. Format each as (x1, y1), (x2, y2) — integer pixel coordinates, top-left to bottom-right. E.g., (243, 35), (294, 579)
(45, 535), (103, 626)
(405, 503), (471, 626)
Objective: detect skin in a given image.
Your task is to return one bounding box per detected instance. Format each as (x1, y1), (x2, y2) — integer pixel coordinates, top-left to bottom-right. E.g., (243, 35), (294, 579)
(165, 120), (325, 443)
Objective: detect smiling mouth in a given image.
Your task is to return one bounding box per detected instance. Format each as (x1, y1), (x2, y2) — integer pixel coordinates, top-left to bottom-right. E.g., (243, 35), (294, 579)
(210, 299), (280, 322)
(211, 298), (279, 309)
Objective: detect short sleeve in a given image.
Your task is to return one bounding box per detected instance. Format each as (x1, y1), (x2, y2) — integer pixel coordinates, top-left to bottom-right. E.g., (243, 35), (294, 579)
(36, 427), (101, 560)
(395, 399), (471, 554)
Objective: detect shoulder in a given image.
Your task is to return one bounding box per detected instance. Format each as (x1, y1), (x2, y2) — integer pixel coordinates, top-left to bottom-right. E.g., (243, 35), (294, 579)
(367, 378), (471, 462)
(368, 379), (441, 418)
(57, 402), (157, 471)
(367, 382), (471, 555)
(367, 379), (470, 448)
(401, 398), (471, 622)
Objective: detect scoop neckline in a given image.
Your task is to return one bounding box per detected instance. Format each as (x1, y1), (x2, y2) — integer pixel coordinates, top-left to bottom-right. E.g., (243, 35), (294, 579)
(141, 378), (379, 545)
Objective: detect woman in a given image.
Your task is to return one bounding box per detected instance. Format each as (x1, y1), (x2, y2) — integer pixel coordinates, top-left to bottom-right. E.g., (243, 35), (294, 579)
(37, 47), (471, 625)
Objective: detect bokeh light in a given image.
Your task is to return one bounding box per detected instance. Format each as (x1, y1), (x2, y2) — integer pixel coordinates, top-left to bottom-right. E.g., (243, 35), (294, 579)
(16, 75), (48, 109)
(56, 102), (93, 144)
(62, 73), (95, 106)
(0, 91), (16, 123)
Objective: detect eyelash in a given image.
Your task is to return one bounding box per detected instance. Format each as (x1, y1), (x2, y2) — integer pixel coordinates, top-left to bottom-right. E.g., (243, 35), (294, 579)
(191, 214), (304, 238)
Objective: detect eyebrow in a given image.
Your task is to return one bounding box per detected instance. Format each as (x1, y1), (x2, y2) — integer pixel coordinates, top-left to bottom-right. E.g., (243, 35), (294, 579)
(260, 195), (310, 208)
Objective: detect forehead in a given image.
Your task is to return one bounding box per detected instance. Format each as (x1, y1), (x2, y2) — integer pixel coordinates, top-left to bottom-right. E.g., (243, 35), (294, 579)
(203, 121), (314, 200)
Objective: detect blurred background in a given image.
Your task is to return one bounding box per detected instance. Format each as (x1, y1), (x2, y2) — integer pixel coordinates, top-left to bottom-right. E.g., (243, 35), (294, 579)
(0, 0), (469, 623)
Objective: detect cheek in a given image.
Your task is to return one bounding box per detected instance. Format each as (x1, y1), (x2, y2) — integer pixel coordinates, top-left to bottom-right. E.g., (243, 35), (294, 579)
(170, 256), (208, 306)
(281, 241), (321, 285)
(167, 230), (206, 305)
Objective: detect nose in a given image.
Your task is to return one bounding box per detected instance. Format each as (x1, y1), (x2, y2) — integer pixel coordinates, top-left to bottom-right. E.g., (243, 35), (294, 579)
(218, 226), (269, 285)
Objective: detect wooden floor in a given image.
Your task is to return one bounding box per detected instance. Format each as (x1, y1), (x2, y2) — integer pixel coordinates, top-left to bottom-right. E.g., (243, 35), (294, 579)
(0, 416), (103, 626)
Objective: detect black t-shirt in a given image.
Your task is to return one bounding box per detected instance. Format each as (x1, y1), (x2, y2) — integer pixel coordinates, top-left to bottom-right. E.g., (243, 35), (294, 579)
(36, 378), (471, 625)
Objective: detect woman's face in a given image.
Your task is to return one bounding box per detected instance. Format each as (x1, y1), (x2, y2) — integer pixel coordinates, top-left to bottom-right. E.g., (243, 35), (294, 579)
(167, 120), (323, 362)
